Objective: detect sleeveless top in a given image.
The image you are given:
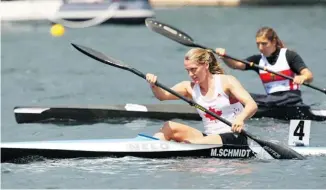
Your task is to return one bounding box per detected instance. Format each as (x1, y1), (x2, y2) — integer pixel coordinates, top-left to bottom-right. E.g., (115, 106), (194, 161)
(258, 48), (300, 94)
(192, 75), (244, 135)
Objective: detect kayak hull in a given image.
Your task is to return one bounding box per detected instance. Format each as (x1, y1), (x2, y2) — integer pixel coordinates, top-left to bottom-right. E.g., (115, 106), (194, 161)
(0, 135), (256, 163)
(2, 134), (326, 163)
(13, 104), (326, 124)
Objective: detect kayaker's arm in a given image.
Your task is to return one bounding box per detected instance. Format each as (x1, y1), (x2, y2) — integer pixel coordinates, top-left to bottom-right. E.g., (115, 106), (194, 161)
(225, 75), (258, 121)
(215, 48), (246, 70)
(221, 58), (246, 70)
(150, 81), (190, 101)
(287, 50), (313, 84)
(295, 68), (313, 84)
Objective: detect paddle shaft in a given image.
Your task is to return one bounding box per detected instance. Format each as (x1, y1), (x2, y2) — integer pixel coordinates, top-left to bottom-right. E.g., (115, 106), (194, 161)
(130, 67), (271, 142)
(145, 18), (325, 95)
(194, 43), (326, 94)
(117, 64), (263, 145)
(129, 67), (291, 154)
(128, 68), (233, 125)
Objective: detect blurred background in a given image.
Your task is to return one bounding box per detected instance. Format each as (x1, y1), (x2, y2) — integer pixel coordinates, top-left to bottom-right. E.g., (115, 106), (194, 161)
(1, 0), (326, 189)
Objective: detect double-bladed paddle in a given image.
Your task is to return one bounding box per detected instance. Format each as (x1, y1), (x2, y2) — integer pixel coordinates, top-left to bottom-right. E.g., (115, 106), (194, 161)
(145, 18), (326, 95)
(71, 43), (305, 160)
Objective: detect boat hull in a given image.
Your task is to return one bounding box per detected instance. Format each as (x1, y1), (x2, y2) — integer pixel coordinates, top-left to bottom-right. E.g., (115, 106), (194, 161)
(0, 0), (155, 25)
(1, 145), (255, 163)
(2, 134), (326, 163)
(13, 104), (326, 124)
(1, 135), (257, 163)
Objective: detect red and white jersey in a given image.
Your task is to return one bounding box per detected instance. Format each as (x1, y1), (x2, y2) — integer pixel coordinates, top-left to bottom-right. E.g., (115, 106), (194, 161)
(259, 48), (300, 94)
(192, 75), (244, 135)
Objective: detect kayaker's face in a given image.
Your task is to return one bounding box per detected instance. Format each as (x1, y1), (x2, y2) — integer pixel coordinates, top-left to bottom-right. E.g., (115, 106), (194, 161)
(184, 59), (208, 84)
(256, 36), (276, 57)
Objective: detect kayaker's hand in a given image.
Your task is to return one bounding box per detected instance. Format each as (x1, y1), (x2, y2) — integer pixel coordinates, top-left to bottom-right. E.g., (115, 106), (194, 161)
(231, 117), (244, 133)
(293, 75), (307, 85)
(215, 48), (226, 58)
(146, 73), (157, 88)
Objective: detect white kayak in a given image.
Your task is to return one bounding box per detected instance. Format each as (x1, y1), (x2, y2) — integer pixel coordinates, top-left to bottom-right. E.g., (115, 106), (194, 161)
(2, 133), (326, 163)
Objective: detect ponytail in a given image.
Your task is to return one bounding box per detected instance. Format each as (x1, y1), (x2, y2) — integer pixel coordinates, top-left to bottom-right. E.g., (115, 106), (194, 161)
(185, 48), (224, 74)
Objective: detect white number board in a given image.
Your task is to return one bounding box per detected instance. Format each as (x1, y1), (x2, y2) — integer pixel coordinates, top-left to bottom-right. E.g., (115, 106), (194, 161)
(288, 120), (311, 146)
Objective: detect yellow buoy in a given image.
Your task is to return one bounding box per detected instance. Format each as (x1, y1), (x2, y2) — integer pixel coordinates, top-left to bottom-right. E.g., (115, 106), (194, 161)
(50, 24), (65, 37)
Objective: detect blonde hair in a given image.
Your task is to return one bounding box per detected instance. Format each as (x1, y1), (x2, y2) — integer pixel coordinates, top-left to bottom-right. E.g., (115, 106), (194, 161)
(184, 48), (224, 74)
(256, 27), (285, 49)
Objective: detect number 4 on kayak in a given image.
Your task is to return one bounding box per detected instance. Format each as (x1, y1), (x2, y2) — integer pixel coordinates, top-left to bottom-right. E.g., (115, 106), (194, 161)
(288, 120), (311, 146)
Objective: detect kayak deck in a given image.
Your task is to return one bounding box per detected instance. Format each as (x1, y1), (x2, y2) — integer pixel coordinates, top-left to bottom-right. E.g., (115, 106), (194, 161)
(13, 104), (326, 124)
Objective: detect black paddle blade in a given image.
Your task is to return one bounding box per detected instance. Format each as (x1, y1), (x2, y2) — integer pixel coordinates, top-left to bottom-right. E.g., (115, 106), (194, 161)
(145, 18), (196, 47)
(71, 43), (129, 70)
(261, 141), (305, 160)
(244, 131), (305, 160)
